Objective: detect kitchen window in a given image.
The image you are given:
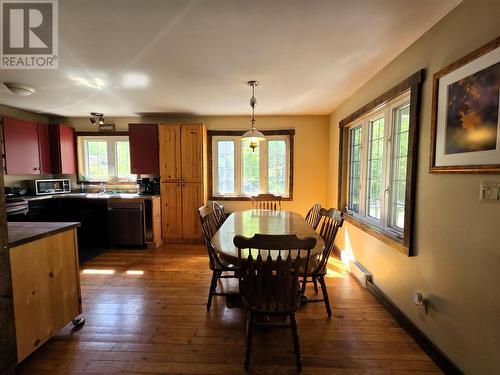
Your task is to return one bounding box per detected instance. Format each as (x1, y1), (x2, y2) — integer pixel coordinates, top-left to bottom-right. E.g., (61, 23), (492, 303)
(338, 70), (423, 255)
(77, 135), (136, 182)
(209, 130), (294, 199)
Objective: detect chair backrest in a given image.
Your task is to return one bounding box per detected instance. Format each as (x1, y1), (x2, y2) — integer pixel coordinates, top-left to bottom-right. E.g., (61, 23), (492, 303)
(212, 201), (226, 229)
(314, 208), (344, 274)
(233, 234), (316, 313)
(250, 194), (282, 210)
(198, 205), (218, 266)
(305, 203), (322, 230)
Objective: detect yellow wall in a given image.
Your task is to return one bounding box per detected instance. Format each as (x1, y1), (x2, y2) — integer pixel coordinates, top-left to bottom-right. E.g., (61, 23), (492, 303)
(65, 115), (330, 216)
(327, 1), (500, 373)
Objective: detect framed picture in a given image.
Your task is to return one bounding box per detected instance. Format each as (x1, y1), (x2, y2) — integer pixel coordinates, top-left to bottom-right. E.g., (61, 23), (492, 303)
(430, 36), (500, 173)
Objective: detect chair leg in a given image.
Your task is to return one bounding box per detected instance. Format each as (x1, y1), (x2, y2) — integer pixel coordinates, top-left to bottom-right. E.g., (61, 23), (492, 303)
(318, 276), (332, 317)
(312, 276), (319, 295)
(290, 312), (302, 371)
(244, 311), (254, 371)
(207, 270), (219, 311)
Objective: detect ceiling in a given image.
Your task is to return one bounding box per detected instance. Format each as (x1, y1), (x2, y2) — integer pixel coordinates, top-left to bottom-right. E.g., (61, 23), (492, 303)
(0, 0), (461, 117)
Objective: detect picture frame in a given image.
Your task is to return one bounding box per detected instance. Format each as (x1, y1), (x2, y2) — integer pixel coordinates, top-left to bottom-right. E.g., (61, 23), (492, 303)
(430, 36), (500, 173)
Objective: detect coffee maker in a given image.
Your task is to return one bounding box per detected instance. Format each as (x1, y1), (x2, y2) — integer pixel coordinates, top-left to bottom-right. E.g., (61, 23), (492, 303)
(138, 177), (160, 195)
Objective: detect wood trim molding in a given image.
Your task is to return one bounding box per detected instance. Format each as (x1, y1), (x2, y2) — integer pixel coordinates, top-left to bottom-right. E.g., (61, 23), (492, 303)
(337, 70), (425, 256)
(339, 70), (425, 128)
(207, 129), (295, 201)
(207, 129), (295, 137)
(366, 280), (464, 375)
(343, 214), (408, 254)
(74, 131), (129, 137)
(429, 36), (500, 173)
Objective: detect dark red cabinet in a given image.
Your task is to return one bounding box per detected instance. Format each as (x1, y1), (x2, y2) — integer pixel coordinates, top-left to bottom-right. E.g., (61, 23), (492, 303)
(2, 119), (76, 175)
(3, 118), (41, 174)
(37, 123), (52, 174)
(129, 123), (159, 174)
(50, 124), (76, 174)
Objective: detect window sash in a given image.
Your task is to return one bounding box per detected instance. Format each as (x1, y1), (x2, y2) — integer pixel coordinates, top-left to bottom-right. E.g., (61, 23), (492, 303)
(346, 92), (410, 234)
(78, 136), (135, 182)
(212, 135), (290, 197)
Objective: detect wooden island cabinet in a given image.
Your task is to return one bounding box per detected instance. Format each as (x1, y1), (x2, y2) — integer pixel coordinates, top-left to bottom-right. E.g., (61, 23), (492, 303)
(8, 222), (82, 362)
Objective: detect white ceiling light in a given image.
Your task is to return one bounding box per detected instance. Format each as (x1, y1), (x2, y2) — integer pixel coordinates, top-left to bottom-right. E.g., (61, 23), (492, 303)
(4, 83), (35, 96)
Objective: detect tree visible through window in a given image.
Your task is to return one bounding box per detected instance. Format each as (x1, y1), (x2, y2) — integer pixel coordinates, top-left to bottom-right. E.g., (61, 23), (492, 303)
(212, 134), (291, 197)
(346, 92), (410, 236)
(77, 136), (136, 182)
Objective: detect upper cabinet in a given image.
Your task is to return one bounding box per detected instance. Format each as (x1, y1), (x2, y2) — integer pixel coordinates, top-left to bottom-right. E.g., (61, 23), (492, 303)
(159, 125), (181, 181)
(50, 124), (76, 174)
(180, 124), (204, 183)
(129, 123), (159, 175)
(3, 118), (41, 174)
(37, 123), (52, 174)
(1, 118), (76, 175)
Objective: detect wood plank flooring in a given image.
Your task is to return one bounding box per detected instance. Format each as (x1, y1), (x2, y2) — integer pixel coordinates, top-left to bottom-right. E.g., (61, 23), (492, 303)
(17, 244), (441, 374)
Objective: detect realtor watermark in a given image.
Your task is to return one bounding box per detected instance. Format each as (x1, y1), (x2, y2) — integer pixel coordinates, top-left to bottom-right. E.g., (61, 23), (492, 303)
(1, 0), (58, 69)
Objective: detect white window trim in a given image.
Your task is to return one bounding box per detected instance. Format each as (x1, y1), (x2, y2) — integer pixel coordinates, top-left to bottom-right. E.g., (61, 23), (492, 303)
(77, 135), (136, 182)
(212, 135), (291, 198)
(346, 91), (410, 236)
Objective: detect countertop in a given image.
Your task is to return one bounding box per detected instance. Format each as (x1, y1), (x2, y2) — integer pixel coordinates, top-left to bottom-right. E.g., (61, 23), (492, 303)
(8, 222), (81, 247)
(22, 193), (160, 201)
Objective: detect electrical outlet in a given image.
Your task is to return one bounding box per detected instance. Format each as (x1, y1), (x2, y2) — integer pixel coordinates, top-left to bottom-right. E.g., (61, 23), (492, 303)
(480, 182), (500, 203)
(413, 291), (428, 313)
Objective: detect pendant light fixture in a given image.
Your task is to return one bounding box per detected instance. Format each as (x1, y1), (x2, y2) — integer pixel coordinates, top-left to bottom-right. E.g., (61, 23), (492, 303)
(241, 80), (265, 151)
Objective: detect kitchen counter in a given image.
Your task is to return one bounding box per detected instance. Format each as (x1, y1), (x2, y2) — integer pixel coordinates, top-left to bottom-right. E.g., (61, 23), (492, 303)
(22, 193), (160, 201)
(8, 221), (81, 247)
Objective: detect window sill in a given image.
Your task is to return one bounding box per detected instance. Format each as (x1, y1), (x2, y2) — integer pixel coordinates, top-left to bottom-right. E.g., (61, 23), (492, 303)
(209, 195), (293, 201)
(342, 212), (409, 255)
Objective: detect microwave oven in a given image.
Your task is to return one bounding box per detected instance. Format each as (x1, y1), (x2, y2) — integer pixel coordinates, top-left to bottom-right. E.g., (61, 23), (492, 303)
(30, 178), (71, 195)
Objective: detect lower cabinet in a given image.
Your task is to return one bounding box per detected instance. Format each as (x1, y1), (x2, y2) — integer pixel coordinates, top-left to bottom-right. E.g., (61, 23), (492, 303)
(161, 182), (182, 239)
(161, 182), (204, 241)
(181, 183), (204, 239)
(9, 229), (81, 362)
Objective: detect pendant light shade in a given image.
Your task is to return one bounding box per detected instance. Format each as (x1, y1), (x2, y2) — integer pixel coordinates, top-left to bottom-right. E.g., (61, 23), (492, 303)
(241, 81), (265, 151)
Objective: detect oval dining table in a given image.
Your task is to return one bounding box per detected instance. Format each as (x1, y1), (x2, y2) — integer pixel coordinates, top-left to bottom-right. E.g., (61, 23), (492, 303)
(211, 209), (325, 265)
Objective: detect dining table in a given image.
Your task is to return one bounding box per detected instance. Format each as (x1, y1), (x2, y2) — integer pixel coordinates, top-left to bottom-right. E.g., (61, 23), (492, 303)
(211, 209), (325, 265)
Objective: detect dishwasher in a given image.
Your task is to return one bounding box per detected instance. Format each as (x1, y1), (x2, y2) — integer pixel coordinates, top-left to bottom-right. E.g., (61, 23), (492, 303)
(107, 201), (145, 246)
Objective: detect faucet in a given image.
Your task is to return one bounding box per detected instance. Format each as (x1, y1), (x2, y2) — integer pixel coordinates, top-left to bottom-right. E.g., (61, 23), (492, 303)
(99, 183), (107, 194)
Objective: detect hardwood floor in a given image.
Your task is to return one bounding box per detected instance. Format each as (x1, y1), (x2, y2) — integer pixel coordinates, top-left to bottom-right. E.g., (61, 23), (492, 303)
(17, 244), (441, 374)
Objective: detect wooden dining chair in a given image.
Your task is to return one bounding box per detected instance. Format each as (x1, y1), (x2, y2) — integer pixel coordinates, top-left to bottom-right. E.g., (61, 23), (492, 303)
(212, 201), (226, 229)
(303, 208), (343, 317)
(305, 203), (322, 230)
(198, 205), (238, 311)
(233, 233), (317, 371)
(250, 193), (282, 210)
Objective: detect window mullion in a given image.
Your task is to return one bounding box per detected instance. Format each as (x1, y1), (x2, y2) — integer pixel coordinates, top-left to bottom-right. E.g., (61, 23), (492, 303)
(108, 140), (116, 178)
(260, 141), (267, 194)
(359, 121), (369, 218)
(234, 137), (241, 195)
(381, 107), (392, 229)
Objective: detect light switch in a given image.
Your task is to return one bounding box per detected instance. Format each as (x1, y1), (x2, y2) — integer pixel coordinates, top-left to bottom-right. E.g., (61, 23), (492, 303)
(480, 182), (500, 203)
